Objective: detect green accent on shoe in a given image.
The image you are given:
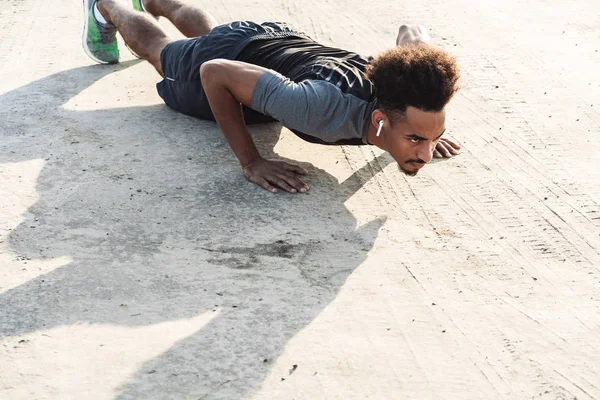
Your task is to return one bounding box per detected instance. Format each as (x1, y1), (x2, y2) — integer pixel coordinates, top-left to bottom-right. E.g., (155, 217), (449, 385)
(82, 0), (119, 64)
(127, 0), (156, 58)
(132, 0), (146, 12)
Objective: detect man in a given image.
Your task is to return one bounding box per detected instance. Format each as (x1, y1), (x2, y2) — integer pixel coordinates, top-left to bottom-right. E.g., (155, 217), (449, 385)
(82, 0), (461, 193)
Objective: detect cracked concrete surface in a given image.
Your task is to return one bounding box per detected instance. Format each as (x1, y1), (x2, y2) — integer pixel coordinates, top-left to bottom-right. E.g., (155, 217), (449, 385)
(1, 0), (600, 398)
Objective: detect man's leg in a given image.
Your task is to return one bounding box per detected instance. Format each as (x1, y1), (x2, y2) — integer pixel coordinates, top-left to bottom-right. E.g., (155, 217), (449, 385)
(142, 0), (218, 38)
(97, 0), (171, 75)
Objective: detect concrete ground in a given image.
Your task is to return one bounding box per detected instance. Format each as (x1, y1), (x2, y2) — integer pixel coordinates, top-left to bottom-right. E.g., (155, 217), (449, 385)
(1, 0), (599, 398)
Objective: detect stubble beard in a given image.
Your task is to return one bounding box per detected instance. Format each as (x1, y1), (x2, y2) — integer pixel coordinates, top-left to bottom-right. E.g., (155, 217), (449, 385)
(398, 163), (420, 177)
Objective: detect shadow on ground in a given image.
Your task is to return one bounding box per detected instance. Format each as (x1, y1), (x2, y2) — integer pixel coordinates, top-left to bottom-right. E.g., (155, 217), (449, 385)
(0, 64), (384, 398)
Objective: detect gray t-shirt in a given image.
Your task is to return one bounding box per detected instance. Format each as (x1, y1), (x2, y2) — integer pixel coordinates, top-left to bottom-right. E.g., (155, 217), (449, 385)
(250, 71), (376, 145)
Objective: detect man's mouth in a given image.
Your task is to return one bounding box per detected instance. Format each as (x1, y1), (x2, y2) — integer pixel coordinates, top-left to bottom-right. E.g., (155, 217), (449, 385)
(407, 161), (425, 170)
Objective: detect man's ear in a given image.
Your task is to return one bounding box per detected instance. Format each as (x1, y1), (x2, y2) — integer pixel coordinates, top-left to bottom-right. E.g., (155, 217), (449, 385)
(369, 109), (391, 148)
(371, 109), (388, 128)
(372, 109), (406, 128)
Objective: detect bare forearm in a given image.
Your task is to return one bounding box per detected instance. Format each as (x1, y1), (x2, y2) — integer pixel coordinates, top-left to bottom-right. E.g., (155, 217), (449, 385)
(204, 85), (260, 167)
(200, 60), (264, 167)
(199, 59), (309, 194)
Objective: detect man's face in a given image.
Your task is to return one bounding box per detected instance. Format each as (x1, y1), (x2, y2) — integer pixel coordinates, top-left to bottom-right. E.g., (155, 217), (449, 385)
(384, 106), (446, 176)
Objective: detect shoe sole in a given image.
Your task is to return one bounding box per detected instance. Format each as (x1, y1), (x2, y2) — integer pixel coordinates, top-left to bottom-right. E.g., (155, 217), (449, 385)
(81, 0), (111, 64)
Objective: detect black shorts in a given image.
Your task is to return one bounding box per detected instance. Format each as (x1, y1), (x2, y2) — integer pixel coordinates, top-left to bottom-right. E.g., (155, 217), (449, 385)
(156, 21), (309, 124)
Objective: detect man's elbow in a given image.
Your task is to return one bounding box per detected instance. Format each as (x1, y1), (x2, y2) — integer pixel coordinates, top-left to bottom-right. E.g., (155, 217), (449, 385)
(199, 59), (229, 86)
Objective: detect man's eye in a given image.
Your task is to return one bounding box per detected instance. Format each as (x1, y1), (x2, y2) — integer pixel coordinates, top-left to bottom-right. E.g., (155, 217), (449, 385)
(409, 137), (420, 143)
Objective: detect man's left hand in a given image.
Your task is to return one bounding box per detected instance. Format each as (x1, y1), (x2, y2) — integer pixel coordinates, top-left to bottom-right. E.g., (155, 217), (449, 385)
(434, 137), (461, 158)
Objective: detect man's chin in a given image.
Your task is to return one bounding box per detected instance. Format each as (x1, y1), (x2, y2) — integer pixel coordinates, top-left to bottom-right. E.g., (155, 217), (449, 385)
(398, 163), (422, 177)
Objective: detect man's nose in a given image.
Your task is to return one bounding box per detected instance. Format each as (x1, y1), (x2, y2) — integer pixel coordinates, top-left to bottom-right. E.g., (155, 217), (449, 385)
(417, 142), (433, 163)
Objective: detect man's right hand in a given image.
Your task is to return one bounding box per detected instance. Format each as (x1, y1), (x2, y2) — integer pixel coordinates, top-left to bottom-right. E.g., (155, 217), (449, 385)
(243, 157), (309, 194)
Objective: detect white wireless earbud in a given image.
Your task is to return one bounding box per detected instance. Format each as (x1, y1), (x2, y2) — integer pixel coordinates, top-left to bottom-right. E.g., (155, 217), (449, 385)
(376, 120), (384, 137)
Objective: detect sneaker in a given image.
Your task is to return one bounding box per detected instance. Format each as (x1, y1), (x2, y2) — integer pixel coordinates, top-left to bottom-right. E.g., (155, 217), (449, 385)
(82, 0), (119, 64)
(132, 0), (158, 19)
(131, 0), (147, 12)
(127, 0), (156, 58)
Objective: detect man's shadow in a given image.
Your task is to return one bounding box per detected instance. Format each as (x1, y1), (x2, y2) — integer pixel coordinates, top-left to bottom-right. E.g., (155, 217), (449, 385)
(0, 63), (386, 398)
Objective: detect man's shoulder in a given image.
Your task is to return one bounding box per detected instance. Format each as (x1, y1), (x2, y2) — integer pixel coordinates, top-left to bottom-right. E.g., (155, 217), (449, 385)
(305, 62), (375, 102)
